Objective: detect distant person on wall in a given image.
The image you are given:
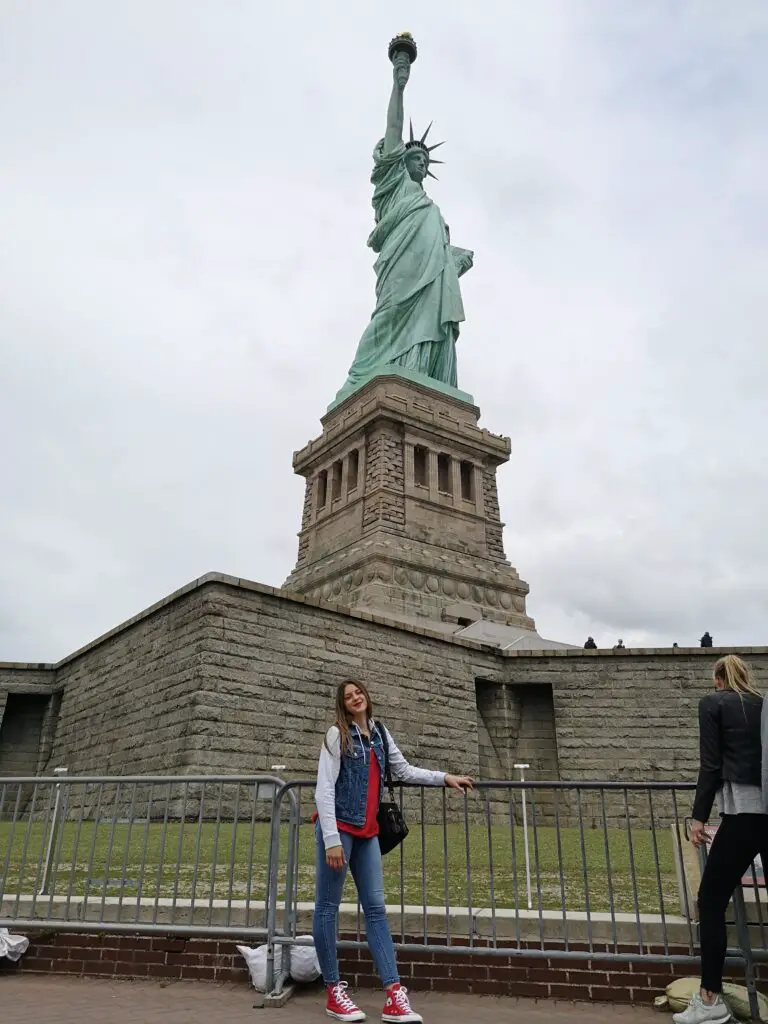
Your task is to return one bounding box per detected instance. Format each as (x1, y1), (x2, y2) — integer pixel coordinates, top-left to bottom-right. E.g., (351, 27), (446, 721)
(584, 637), (597, 649)
(674, 656), (768, 1024)
(313, 680), (473, 1023)
(701, 632), (714, 648)
(614, 639), (625, 650)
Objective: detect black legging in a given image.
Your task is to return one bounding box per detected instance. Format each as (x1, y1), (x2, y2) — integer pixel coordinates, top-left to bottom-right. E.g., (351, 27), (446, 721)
(698, 813), (768, 992)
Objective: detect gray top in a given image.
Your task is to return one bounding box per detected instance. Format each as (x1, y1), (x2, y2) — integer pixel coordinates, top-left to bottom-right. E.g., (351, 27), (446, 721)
(717, 781), (765, 816)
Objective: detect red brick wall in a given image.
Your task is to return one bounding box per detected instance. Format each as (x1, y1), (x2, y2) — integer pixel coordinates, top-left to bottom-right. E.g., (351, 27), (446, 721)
(0, 930), (756, 1007)
(0, 932), (250, 984)
(339, 937), (696, 1002)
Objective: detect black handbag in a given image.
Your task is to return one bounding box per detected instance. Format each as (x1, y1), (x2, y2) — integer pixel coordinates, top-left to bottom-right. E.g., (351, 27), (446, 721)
(375, 721), (409, 855)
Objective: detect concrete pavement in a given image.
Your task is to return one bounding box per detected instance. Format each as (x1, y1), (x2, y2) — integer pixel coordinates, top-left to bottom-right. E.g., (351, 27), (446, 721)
(1, 976), (662, 1023)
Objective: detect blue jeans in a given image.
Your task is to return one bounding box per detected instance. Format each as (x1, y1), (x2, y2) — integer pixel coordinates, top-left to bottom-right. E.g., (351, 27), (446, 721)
(313, 823), (399, 986)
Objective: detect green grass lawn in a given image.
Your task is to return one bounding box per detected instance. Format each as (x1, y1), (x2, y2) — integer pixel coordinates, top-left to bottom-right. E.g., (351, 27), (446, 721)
(0, 818), (679, 916)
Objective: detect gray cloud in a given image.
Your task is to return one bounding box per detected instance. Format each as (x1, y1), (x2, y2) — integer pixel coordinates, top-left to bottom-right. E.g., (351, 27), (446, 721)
(1, 2), (767, 661)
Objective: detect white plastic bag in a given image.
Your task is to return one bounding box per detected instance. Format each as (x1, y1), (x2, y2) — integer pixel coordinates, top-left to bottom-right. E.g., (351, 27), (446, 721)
(287, 938), (321, 983)
(0, 928), (29, 962)
(236, 937), (319, 991)
(236, 943), (282, 992)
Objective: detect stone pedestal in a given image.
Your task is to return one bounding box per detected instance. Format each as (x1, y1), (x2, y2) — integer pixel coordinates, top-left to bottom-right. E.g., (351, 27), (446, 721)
(284, 375), (534, 631)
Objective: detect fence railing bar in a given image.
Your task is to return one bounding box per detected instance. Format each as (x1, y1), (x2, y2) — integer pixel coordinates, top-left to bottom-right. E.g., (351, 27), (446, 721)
(225, 783), (242, 929)
(529, 790), (545, 949)
(441, 787), (451, 946)
(622, 787), (643, 951)
(244, 782), (259, 929)
(135, 784), (154, 921)
(152, 781), (173, 926)
(599, 787), (618, 953)
(646, 787), (669, 957)
(286, 787), (300, 937)
(207, 781), (225, 926)
(276, 933), (725, 966)
(29, 783), (52, 917)
(116, 781), (138, 915)
(552, 788), (568, 951)
(671, 789), (696, 954)
(98, 782), (123, 922)
(81, 782), (105, 918)
(417, 788), (426, 945)
(484, 791), (498, 949)
(463, 787), (473, 950)
(575, 787), (594, 954)
(189, 782), (206, 917)
(16, 783), (42, 918)
(508, 789), (522, 950)
(0, 783), (21, 901)
(66, 781), (90, 922)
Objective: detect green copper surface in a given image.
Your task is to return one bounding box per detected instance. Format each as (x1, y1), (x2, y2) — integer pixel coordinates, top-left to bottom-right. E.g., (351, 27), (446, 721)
(331, 39), (474, 411)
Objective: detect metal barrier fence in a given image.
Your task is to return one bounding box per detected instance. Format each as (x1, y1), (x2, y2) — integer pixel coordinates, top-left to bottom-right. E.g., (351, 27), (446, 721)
(266, 779), (766, 1018)
(1, 773), (766, 1017)
(0, 772), (300, 991)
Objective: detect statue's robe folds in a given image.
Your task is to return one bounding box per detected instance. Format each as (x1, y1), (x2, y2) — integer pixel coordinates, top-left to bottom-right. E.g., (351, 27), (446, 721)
(341, 140), (469, 393)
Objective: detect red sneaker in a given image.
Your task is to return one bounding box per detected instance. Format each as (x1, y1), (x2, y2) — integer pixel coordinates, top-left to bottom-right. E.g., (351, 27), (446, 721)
(382, 984), (422, 1023)
(325, 981), (366, 1022)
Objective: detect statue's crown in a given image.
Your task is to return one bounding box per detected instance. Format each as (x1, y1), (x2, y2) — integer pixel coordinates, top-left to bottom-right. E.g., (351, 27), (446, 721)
(405, 121), (445, 179)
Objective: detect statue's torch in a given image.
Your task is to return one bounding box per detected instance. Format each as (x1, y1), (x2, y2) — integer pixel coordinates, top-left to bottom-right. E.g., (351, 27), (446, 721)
(388, 31), (417, 65)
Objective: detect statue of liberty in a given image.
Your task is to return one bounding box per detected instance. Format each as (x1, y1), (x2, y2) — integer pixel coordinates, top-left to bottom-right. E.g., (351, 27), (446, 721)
(333, 34), (474, 406)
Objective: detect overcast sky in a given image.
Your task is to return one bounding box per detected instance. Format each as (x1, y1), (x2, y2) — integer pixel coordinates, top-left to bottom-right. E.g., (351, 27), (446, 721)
(2, 3), (767, 663)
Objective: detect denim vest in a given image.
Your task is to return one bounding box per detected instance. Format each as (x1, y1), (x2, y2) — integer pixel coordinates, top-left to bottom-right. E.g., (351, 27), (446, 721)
(335, 722), (386, 828)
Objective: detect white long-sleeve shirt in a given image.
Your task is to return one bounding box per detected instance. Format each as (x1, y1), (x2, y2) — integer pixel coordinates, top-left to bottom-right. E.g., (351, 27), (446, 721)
(315, 720), (446, 851)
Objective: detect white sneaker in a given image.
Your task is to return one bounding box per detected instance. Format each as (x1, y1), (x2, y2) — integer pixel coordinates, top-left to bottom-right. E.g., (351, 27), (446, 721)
(672, 992), (732, 1024)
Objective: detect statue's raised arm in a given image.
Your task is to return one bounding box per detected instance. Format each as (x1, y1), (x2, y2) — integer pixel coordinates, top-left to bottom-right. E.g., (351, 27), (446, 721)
(384, 51), (410, 154)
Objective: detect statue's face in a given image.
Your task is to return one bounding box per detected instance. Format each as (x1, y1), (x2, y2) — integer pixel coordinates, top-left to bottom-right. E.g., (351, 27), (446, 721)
(405, 148), (428, 183)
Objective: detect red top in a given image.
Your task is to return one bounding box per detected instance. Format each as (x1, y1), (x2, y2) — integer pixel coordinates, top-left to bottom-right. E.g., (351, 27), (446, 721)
(339, 749), (381, 838)
(313, 746), (381, 840)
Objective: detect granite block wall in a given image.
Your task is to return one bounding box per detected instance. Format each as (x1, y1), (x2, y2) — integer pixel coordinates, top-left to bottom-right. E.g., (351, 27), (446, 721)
(2, 575), (767, 824)
(46, 585), (217, 776)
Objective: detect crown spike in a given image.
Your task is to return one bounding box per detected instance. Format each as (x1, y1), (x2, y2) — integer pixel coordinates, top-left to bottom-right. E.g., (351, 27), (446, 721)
(428, 158), (444, 164)
(409, 120), (415, 144)
(426, 169), (439, 180)
(420, 121), (433, 145)
(427, 140), (445, 153)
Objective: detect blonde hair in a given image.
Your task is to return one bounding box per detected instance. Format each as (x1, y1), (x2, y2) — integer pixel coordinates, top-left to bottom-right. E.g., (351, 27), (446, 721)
(713, 655), (761, 698)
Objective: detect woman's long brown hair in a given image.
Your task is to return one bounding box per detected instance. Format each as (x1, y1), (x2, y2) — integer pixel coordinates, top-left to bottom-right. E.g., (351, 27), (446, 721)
(325, 679), (374, 755)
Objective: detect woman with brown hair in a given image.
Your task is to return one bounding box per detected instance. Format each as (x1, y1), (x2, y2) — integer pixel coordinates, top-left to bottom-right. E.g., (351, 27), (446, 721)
(674, 655), (767, 1024)
(313, 680), (472, 1023)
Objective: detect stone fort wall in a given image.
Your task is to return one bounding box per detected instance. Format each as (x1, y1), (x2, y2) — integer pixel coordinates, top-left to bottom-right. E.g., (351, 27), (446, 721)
(2, 573), (767, 824)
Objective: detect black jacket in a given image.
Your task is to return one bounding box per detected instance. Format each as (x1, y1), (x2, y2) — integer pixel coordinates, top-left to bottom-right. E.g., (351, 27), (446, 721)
(692, 689), (764, 823)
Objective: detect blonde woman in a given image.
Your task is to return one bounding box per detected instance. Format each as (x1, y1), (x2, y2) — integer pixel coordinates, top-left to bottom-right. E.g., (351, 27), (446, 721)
(674, 656), (767, 1024)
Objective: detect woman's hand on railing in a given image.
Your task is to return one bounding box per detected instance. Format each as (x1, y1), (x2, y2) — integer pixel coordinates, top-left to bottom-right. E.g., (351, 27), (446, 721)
(445, 774), (474, 792)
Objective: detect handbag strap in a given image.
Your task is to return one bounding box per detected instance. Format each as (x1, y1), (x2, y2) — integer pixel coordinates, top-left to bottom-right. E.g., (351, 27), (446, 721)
(375, 720), (398, 803)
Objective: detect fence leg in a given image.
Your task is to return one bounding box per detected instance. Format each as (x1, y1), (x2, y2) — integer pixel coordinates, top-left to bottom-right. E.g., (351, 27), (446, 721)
(733, 887), (761, 1023)
(263, 783), (296, 1009)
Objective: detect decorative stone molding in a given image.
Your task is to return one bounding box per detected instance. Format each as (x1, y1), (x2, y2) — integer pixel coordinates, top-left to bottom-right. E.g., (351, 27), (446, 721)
(285, 375), (534, 631)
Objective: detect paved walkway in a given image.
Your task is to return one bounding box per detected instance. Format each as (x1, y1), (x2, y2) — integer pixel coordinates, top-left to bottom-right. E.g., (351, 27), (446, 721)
(1, 976), (661, 1023)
